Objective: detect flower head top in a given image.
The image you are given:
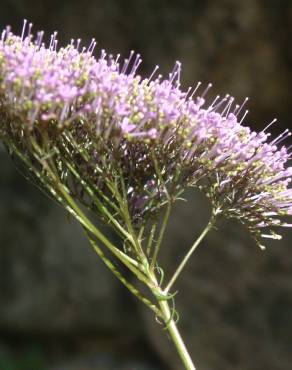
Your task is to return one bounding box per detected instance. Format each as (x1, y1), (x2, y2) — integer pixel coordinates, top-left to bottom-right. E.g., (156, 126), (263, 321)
(0, 21), (291, 249)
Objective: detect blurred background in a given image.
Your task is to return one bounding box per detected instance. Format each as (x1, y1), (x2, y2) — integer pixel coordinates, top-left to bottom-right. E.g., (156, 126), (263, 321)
(0, 1), (292, 369)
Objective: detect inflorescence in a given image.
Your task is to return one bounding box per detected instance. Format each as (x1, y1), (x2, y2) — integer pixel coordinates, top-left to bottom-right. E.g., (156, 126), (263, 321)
(0, 20), (291, 250)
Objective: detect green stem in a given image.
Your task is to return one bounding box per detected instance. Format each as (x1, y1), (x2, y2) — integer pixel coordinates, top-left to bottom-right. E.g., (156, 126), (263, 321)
(54, 179), (150, 284)
(84, 228), (161, 317)
(146, 223), (157, 256)
(151, 151), (170, 200)
(150, 271), (196, 370)
(110, 177), (145, 259)
(62, 133), (121, 214)
(27, 136), (149, 285)
(158, 298), (196, 370)
(165, 218), (215, 293)
(150, 203), (171, 269)
(62, 156), (131, 241)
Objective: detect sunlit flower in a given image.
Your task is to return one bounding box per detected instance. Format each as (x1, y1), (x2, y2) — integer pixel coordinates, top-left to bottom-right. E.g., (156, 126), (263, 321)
(0, 20), (291, 249)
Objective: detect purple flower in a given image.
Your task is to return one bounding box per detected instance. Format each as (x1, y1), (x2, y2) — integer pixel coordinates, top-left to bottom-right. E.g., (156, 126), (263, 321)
(0, 21), (291, 248)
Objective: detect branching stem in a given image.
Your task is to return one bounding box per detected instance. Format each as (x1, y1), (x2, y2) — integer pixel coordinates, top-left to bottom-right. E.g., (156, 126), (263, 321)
(150, 273), (196, 370)
(84, 228), (161, 317)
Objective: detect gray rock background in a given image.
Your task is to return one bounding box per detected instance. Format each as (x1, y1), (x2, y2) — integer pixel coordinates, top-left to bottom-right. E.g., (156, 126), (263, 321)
(0, 1), (292, 369)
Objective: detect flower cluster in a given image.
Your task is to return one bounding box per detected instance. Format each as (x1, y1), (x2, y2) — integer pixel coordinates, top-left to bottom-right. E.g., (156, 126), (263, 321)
(0, 21), (291, 249)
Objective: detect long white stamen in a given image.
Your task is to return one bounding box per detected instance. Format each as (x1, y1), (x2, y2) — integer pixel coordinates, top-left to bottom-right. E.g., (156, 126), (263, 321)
(49, 31), (57, 50)
(27, 22), (33, 38)
(76, 38), (81, 51)
(189, 81), (201, 100)
(262, 118), (277, 133)
(121, 50), (134, 73)
(235, 97), (249, 116)
(169, 61), (181, 86)
(209, 95), (220, 109)
(147, 65), (159, 84)
(130, 54), (142, 75)
(36, 31), (44, 48)
(212, 95), (229, 112)
(270, 129), (290, 145)
(222, 97), (234, 117)
(87, 38), (96, 54)
(201, 83), (212, 98)
(275, 131), (291, 146)
(239, 109), (249, 123)
(21, 19), (27, 41)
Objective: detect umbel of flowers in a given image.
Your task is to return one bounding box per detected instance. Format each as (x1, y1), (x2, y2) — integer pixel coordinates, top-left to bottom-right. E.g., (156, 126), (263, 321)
(0, 20), (291, 370)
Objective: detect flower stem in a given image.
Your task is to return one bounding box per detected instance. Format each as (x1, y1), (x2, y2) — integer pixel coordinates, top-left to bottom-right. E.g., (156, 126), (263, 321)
(84, 228), (161, 317)
(165, 218), (215, 293)
(157, 296), (196, 370)
(150, 203), (172, 269)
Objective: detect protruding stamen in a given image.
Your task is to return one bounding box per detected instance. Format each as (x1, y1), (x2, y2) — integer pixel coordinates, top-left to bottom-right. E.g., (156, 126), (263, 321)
(53, 39), (58, 52)
(76, 38), (81, 51)
(239, 109), (249, 123)
(222, 97), (234, 117)
(182, 86), (193, 102)
(232, 104), (239, 114)
(36, 31), (44, 48)
(49, 31), (57, 50)
(28, 22), (33, 38)
(275, 131), (291, 147)
(262, 118), (277, 133)
(189, 81), (201, 100)
(270, 129), (290, 145)
(169, 61), (180, 81)
(235, 97), (249, 117)
(209, 95), (220, 109)
(115, 54), (120, 64)
(148, 65), (159, 84)
(5, 25), (11, 38)
(176, 61), (182, 87)
(130, 53), (141, 75)
(169, 61), (181, 87)
(21, 19), (27, 41)
(201, 83), (212, 99)
(1, 29), (7, 42)
(87, 38), (96, 54)
(100, 49), (106, 60)
(212, 95), (229, 112)
(121, 50), (134, 74)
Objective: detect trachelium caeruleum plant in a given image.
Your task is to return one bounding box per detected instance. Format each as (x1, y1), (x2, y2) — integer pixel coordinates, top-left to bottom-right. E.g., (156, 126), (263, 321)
(0, 20), (292, 370)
